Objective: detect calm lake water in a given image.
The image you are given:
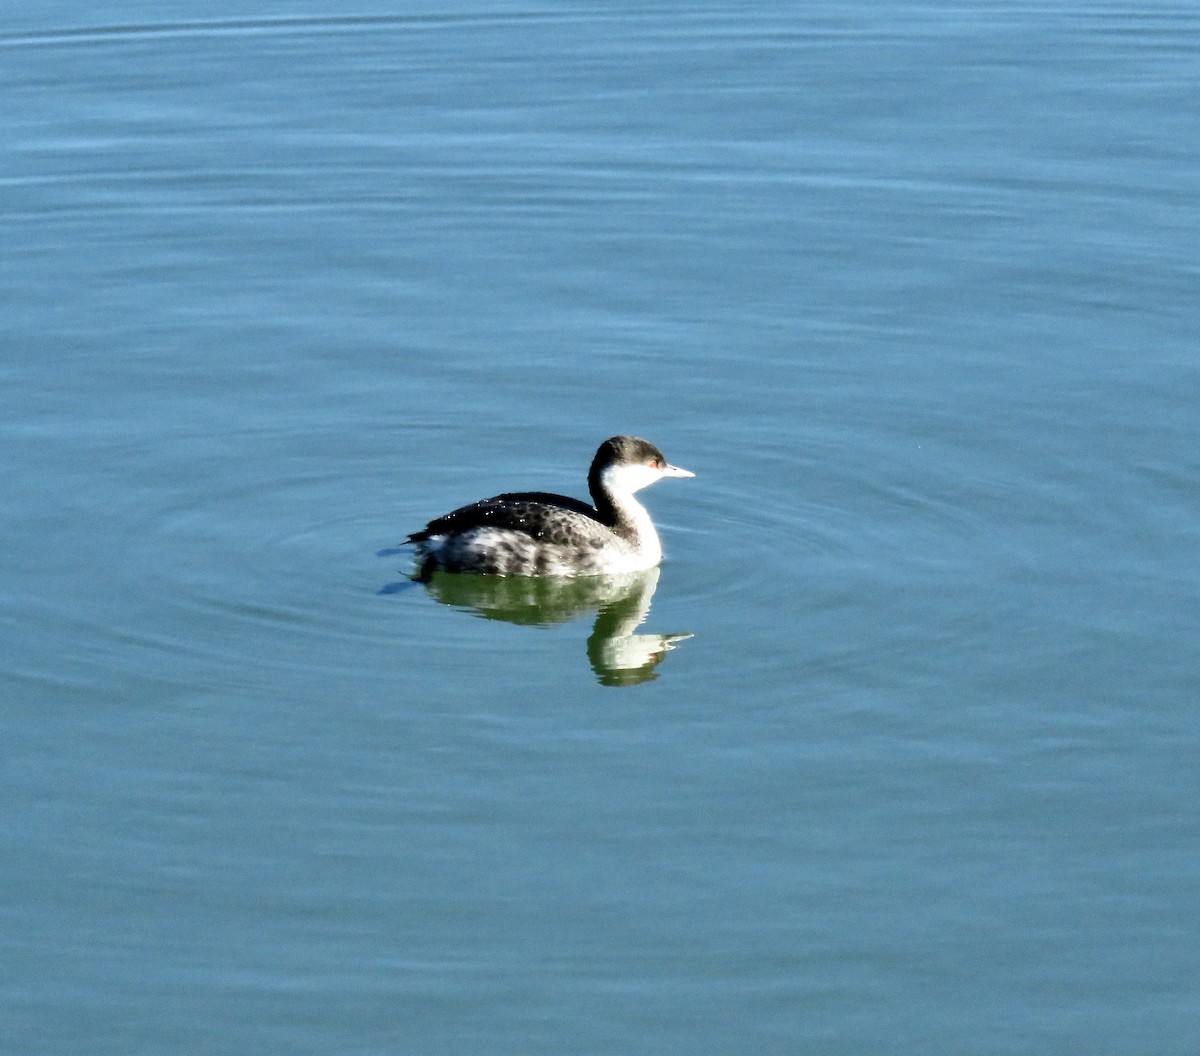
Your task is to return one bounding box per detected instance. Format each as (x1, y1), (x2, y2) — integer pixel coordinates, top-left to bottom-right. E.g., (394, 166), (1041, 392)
(3, 2), (1198, 1053)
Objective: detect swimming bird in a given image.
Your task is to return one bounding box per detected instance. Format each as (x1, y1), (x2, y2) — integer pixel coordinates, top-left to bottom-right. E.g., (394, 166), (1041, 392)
(406, 435), (694, 578)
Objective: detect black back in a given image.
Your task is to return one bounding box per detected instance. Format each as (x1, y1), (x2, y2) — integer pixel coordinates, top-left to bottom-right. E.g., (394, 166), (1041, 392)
(406, 490), (608, 544)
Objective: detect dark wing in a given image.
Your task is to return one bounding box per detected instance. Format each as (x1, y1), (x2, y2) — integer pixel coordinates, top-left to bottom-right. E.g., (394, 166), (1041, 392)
(406, 491), (605, 544)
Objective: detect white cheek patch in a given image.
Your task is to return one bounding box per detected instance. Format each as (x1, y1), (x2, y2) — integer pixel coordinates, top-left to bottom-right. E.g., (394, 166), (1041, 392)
(601, 462), (661, 495)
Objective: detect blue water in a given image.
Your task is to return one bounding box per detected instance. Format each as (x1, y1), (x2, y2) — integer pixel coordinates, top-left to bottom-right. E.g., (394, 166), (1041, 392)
(3, 3), (1198, 1053)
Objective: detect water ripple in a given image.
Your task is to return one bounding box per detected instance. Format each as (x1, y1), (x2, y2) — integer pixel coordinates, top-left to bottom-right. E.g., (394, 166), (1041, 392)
(0, 12), (556, 50)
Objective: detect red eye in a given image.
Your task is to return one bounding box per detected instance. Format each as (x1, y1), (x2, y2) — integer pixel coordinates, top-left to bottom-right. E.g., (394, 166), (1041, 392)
(649, 459), (661, 468)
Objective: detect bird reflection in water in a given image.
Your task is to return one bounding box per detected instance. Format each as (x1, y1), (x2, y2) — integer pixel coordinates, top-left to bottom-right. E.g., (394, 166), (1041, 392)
(419, 566), (691, 686)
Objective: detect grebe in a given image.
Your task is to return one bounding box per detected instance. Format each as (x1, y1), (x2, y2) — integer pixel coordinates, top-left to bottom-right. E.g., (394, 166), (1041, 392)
(406, 435), (694, 578)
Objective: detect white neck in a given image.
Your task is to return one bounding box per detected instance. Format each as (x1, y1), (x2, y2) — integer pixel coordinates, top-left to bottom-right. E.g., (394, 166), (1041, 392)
(614, 492), (662, 562)
(600, 464), (663, 561)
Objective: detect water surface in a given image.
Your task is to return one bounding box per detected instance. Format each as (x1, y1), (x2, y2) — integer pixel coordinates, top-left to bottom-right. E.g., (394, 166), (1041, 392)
(2, 3), (1198, 1053)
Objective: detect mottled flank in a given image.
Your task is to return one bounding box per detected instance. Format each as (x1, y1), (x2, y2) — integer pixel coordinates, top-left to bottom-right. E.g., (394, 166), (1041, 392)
(418, 525), (643, 578)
